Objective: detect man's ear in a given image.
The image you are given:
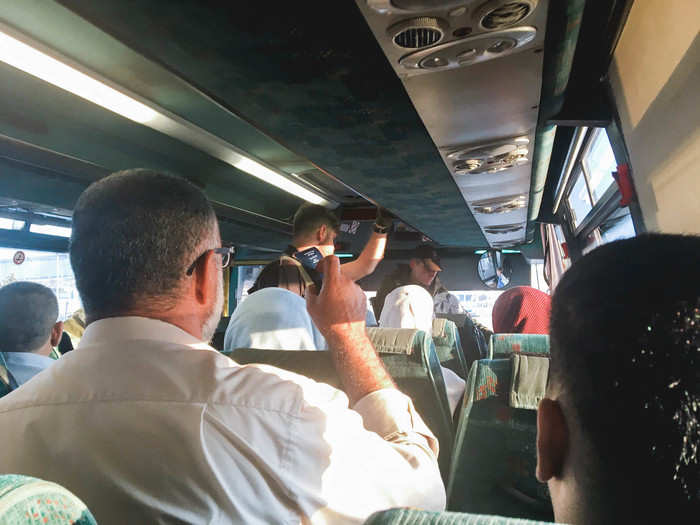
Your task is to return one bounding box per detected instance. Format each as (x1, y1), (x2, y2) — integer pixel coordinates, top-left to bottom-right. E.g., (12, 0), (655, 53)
(50, 321), (64, 347)
(408, 258), (419, 271)
(193, 250), (218, 306)
(536, 398), (568, 482)
(317, 224), (328, 245)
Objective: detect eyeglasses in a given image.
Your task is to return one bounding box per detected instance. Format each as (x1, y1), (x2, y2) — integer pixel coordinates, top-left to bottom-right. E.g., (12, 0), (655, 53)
(185, 246), (235, 276)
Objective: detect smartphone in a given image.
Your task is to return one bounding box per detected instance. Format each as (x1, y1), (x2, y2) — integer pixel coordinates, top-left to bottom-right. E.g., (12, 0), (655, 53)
(293, 247), (324, 271)
(293, 247), (324, 294)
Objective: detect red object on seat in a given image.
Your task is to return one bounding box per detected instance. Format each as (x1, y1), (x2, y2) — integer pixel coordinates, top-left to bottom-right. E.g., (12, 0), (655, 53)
(613, 164), (635, 206)
(492, 286), (551, 335)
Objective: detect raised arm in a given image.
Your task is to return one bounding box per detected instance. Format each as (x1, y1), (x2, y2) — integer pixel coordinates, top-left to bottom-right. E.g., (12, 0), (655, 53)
(307, 255), (393, 403)
(339, 208), (391, 282)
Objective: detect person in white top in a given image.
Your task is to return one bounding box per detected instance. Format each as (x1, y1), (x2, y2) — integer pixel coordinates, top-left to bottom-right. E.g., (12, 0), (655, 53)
(0, 169), (445, 524)
(224, 287), (328, 352)
(379, 285), (466, 416)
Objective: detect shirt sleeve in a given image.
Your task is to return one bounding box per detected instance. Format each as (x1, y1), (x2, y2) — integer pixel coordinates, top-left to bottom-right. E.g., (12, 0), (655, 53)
(283, 381), (446, 523)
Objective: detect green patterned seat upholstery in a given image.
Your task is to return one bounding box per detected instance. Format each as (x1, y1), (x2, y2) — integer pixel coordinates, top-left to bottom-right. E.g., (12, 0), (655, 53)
(447, 358), (553, 521)
(432, 318), (469, 379)
(0, 475), (97, 524)
(364, 508), (556, 524)
(488, 334), (550, 359)
(231, 328), (454, 482)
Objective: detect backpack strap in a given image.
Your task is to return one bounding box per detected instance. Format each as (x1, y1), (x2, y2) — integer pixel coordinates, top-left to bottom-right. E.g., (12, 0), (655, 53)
(279, 255), (315, 288)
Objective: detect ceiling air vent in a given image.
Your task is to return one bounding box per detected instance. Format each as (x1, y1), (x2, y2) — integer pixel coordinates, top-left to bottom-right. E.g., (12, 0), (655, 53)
(388, 17), (447, 49)
(399, 26), (536, 71)
(476, 0), (537, 30)
(471, 194), (528, 214)
(448, 136), (529, 175)
(483, 223), (525, 234)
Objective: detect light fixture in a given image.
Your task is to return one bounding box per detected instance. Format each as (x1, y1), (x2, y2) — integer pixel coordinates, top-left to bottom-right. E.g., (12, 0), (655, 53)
(335, 253), (354, 258)
(0, 26), (332, 207)
(29, 223), (72, 238)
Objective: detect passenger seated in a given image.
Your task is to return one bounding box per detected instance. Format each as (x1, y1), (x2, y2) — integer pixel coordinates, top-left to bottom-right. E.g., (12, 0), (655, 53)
(537, 234), (699, 524)
(379, 285), (466, 415)
(492, 286), (551, 334)
(0, 282), (63, 388)
(224, 287), (327, 351)
(0, 170), (445, 523)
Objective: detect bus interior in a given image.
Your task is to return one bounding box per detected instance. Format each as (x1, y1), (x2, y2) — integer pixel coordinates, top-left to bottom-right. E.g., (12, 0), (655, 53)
(0, 0), (698, 522)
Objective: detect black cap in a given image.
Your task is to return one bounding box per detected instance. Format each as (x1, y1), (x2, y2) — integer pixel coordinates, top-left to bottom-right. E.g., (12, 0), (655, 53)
(413, 243), (442, 272)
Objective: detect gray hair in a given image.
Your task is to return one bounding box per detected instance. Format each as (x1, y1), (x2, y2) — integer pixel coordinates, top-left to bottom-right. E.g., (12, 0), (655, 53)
(0, 281), (58, 353)
(69, 169), (217, 320)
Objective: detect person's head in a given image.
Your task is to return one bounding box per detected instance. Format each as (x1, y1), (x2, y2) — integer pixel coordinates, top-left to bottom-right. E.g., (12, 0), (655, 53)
(492, 286), (551, 334)
(379, 284), (434, 333)
(292, 203), (340, 257)
(408, 244), (442, 287)
(70, 169), (225, 341)
(0, 282), (63, 355)
(537, 234), (700, 523)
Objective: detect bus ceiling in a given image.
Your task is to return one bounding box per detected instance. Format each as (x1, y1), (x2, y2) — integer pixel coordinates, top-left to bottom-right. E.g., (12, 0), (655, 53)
(0, 1), (630, 254)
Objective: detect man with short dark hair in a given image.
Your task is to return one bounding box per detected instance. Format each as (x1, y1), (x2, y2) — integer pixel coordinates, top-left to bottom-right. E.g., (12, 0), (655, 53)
(0, 169), (444, 523)
(249, 203), (391, 297)
(0, 281), (63, 388)
(537, 234), (699, 524)
(372, 243), (447, 320)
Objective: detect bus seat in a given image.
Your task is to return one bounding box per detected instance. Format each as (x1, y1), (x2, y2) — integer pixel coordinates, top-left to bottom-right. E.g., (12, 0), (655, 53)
(447, 357), (553, 521)
(227, 349), (341, 389)
(232, 328), (454, 482)
(489, 334), (550, 359)
(364, 508), (556, 524)
(0, 474), (97, 524)
(0, 354), (14, 399)
(437, 314), (488, 370)
(367, 327), (454, 481)
(432, 318), (469, 379)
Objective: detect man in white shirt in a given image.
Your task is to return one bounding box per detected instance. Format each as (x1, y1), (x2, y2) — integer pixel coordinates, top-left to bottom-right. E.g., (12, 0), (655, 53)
(0, 281), (63, 388)
(0, 169), (445, 524)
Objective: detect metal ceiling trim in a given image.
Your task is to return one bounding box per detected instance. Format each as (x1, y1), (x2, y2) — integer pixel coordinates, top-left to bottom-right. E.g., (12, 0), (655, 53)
(0, 20), (337, 209)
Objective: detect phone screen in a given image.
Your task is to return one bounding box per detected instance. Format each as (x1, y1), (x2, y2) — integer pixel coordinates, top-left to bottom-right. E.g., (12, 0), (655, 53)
(293, 247), (324, 271)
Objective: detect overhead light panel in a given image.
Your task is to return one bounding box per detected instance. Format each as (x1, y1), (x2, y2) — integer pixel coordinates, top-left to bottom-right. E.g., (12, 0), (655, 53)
(0, 31), (157, 124)
(0, 27), (332, 207)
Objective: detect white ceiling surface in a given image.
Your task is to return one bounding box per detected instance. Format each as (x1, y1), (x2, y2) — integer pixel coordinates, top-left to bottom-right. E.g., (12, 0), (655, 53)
(355, 0), (548, 247)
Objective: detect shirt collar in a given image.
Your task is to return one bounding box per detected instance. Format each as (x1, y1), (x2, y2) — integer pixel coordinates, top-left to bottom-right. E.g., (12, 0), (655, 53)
(78, 316), (215, 351)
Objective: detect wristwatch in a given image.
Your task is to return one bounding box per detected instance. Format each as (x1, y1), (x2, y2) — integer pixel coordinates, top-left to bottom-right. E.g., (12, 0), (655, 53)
(373, 223), (390, 234)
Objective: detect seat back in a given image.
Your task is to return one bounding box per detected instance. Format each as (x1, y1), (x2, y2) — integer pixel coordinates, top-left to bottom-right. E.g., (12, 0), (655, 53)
(0, 353), (13, 398)
(437, 313), (488, 371)
(489, 334), (550, 359)
(232, 328), (454, 482)
(0, 474), (97, 524)
(227, 349), (341, 389)
(447, 356), (553, 520)
(366, 327), (454, 480)
(432, 318), (468, 379)
(365, 508), (556, 525)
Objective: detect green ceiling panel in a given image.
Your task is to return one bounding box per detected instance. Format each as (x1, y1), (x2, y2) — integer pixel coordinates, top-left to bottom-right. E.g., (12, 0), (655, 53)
(48, 0), (486, 247)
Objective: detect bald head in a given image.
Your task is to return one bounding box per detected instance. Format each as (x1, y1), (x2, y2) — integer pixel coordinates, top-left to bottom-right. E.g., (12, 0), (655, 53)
(0, 282), (58, 353)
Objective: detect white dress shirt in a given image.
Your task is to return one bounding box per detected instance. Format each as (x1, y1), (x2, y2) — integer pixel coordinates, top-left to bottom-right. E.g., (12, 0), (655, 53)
(1, 351), (55, 386)
(0, 317), (445, 524)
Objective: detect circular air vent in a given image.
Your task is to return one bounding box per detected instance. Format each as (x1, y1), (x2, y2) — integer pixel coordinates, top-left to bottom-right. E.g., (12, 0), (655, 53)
(388, 17), (447, 49)
(448, 137), (529, 175)
(470, 194), (528, 214)
(476, 1), (536, 30)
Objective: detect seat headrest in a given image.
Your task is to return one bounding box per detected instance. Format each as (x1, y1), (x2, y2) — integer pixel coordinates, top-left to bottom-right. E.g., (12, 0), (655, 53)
(509, 354), (550, 410)
(432, 317), (448, 338)
(367, 327), (419, 354)
(490, 334), (550, 358)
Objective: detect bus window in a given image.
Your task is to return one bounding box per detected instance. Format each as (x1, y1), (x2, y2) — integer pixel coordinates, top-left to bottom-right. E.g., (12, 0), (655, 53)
(0, 248), (81, 321)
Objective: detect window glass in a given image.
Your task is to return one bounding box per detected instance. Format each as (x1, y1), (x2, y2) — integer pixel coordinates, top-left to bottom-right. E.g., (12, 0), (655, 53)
(582, 207), (635, 254)
(29, 223), (72, 237)
(567, 170), (593, 228)
(582, 129), (617, 203)
(235, 265), (265, 305)
(0, 248), (81, 320)
(0, 218), (25, 230)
